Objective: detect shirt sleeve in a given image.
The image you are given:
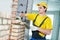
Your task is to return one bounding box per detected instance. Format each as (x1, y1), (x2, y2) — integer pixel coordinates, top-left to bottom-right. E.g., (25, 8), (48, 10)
(26, 13), (37, 21)
(45, 17), (53, 30)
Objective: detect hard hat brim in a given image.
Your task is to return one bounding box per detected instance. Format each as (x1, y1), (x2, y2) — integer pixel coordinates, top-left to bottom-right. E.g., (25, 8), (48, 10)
(36, 4), (47, 9)
(36, 4), (41, 6)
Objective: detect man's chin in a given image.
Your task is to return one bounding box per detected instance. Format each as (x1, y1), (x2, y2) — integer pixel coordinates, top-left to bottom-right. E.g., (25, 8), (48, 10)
(39, 12), (42, 14)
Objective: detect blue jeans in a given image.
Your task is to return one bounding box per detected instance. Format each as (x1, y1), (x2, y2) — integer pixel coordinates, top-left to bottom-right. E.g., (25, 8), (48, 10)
(30, 37), (46, 40)
(31, 31), (46, 40)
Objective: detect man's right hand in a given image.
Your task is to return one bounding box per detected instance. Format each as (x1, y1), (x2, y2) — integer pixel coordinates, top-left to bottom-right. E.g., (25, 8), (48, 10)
(20, 13), (25, 17)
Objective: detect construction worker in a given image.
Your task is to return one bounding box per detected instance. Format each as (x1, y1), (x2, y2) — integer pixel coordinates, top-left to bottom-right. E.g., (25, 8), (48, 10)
(20, 2), (53, 40)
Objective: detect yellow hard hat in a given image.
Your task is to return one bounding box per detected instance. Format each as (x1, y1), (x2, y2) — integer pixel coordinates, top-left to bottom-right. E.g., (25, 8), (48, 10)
(36, 2), (48, 9)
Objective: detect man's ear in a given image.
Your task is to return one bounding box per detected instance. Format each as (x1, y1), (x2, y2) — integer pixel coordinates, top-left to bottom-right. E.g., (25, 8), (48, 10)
(44, 8), (47, 11)
(44, 8), (47, 12)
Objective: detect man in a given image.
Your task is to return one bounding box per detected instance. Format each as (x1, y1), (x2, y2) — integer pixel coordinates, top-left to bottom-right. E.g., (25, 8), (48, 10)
(20, 2), (53, 40)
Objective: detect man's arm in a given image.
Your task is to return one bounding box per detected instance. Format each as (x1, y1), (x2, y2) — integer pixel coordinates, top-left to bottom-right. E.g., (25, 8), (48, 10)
(20, 13), (26, 17)
(38, 28), (51, 35)
(38, 17), (52, 35)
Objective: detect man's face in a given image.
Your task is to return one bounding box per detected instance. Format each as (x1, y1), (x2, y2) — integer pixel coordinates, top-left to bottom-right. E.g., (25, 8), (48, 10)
(38, 6), (46, 14)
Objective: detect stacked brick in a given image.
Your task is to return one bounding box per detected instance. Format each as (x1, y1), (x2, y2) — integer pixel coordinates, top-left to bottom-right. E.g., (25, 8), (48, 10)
(0, 0), (27, 40)
(0, 25), (10, 40)
(9, 0), (25, 40)
(12, 0), (18, 19)
(9, 24), (25, 40)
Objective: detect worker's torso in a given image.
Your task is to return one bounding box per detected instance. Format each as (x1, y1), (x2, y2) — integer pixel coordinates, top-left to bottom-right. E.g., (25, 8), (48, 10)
(33, 14), (48, 37)
(26, 13), (52, 37)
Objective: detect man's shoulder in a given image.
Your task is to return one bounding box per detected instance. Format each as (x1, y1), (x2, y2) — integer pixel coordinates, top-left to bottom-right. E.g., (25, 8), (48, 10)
(45, 16), (51, 21)
(31, 12), (38, 15)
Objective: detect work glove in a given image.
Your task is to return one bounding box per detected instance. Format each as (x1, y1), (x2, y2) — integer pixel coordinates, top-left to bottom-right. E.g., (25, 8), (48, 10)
(30, 25), (39, 31)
